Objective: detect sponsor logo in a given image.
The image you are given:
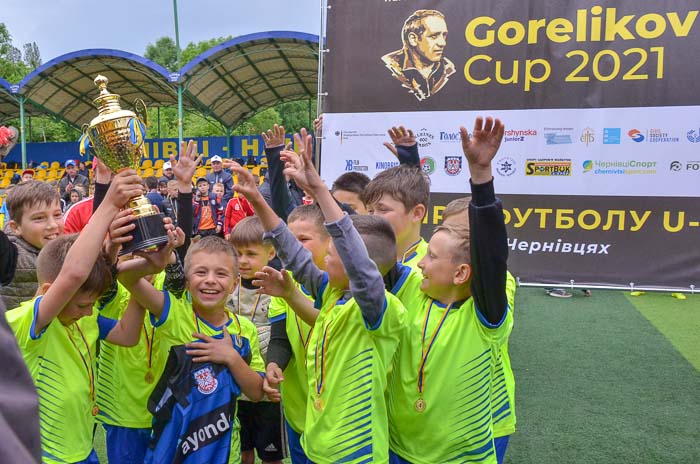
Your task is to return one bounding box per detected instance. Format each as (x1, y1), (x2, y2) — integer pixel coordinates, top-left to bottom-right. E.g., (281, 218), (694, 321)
(583, 159), (657, 174)
(333, 129), (385, 144)
(543, 127), (573, 145)
(420, 156), (436, 175)
(628, 129), (645, 142)
(580, 127), (595, 146)
(416, 129), (434, 148)
(496, 157), (516, 176)
(670, 160), (700, 172)
(181, 412), (231, 456)
(603, 128), (621, 144)
(344, 159), (369, 172)
(686, 129), (700, 143)
(194, 367), (218, 395)
(504, 129), (537, 143)
(444, 156), (462, 176)
(525, 159), (572, 176)
(375, 161), (399, 170)
(438, 131), (461, 142)
(647, 128), (679, 143)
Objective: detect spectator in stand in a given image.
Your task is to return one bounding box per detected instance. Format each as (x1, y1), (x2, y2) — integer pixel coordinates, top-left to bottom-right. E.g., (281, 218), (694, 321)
(223, 191), (254, 240)
(158, 180), (169, 199)
(144, 176), (164, 212)
(58, 160), (89, 203)
(159, 161), (175, 183)
(21, 170), (34, 182)
(206, 155), (234, 202)
(67, 189), (83, 208)
(161, 179), (179, 225)
(212, 182), (228, 210)
(77, 160), (90, 180)
(193, 177), (223, 238)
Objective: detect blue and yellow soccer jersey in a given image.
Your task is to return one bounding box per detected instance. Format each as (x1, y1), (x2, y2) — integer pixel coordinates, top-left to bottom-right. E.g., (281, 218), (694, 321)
(6, 296), (117, 464)
(400, 238), (428, 271)
(152, 291), (265, 376)
(96, 279), (169, 428)
(300, 285), (406, 464)
(267, 284), (314, 434)
(492, 272), (517, 438)
(387, 288), (513, 464)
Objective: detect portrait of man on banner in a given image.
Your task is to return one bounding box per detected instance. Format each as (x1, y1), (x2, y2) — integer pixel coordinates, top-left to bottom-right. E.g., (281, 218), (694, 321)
(381, 9), (455, 101)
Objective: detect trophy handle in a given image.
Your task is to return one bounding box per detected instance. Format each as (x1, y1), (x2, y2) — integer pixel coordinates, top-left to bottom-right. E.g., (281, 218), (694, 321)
(133, 99), (148, 127)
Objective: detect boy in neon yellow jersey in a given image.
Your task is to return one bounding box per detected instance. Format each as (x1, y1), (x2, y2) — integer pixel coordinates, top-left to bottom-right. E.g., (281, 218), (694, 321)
(228, 128), (406, 464)
(6, 170), (148, 464)
(264, 203), (330, 464)
(386, 116), (512, 464)
(442, 197), (517, 464)
(362, 164), (430, 269)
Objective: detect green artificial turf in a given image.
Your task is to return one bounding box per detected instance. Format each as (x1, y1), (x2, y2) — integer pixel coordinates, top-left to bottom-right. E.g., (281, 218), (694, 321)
(94, 288), (700, 463)
(507, 288), (700, 463)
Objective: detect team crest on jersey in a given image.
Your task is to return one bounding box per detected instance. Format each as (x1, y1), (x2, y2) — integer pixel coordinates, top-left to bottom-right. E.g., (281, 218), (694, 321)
(444, 156), (462, 176)
(194, 367), (218, 395)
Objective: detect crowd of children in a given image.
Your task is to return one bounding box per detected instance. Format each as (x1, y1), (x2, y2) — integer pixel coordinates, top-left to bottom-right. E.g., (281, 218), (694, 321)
(0, 115), (515, 464)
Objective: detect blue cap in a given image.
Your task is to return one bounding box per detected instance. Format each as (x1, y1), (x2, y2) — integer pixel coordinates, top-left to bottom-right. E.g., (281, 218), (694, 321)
(64, 159), (77, 168)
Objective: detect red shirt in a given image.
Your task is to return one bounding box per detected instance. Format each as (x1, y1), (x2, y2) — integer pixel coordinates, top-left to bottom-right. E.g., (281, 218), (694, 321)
(224, 196), (254, 235)
(63, 197), (94, 234)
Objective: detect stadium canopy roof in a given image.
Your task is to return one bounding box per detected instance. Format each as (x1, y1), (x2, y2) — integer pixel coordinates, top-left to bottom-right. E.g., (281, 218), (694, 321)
(1, 31), (319, 130)
(178, 31), (319, 129)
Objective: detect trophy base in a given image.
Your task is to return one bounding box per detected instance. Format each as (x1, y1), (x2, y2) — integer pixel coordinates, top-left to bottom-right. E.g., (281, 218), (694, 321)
(119, 213), (170, 256)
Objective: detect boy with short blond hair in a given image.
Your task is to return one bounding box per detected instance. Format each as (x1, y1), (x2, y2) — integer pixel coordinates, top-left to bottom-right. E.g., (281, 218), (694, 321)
(229, 128), (406, 463)
(227, 216), (285, 464)
(1, 180), (64, 310)
(6, 170), (147, 464)
(362, 164), (430, 269)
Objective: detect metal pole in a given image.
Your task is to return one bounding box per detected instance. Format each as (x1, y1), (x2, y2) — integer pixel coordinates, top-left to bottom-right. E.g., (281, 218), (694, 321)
(173, 0), (183, 146)
(19, 95), (27, 169)
(314, 0), (327, 171)
(226, 127), (231, 160)
(157, 106), (161, 139)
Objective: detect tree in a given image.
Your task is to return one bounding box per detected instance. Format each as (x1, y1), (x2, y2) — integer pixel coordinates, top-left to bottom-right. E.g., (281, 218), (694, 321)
(0, 23), (29, 82)
(144, 37), (178, 71)
(23, 42), (41, 69)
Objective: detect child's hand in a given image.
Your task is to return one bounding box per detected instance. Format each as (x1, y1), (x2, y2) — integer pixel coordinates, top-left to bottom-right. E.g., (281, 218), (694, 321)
(281, 128), (324, 194)
(228, 162), (262, 203)
(186, 328), (239, 365)
(313, 115), (323, 137)
(263, 362), (284, 402)
(104, 169), (143, 209)
(173, 140), (203, 190)
(262, 124), (286, 149)
(460, 116), (504, 184)
(132, 224), (181, 273)
(108, 208), (136, 246)
(383, 125), (416, 158)
(252, 267), (294, 299)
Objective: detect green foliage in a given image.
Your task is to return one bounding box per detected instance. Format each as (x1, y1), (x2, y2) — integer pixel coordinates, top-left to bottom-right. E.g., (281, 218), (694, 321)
(0, 23), (30, 82)
(144, 37), (178, 71)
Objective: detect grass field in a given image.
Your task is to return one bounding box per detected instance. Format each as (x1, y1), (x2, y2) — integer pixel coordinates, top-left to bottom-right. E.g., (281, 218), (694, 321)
(94, 288), (700, 463)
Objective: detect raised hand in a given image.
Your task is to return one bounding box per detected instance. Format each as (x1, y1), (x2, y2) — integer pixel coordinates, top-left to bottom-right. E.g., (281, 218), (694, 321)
(226, 161), (261, 203)
(280, 128), (323, 194)
(459, 116), (504, 184)
(262, 124), (286, 149)
(383, 125), (416, 158)
(252, 267), (294, 298)
(94, 157), (113, 184)
(172, 140), (203, 186)
(313, 115), (323, 137)
(132, 224), (183, 274)
(104, 169), (143, 209)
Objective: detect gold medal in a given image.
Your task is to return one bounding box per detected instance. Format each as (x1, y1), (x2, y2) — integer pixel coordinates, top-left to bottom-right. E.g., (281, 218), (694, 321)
(415, 398), (426, 412)
(144, 371), (155, 384)
(313, 397), (324, 411)
(92, 405), (99, 416)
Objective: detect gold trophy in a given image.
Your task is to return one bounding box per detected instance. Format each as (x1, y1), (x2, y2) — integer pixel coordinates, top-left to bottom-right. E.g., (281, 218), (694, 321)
(81, 75), (168, 255)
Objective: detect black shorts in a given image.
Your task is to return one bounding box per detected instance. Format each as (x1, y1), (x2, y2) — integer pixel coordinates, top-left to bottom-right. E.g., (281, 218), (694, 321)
(237, 400), (287, 461)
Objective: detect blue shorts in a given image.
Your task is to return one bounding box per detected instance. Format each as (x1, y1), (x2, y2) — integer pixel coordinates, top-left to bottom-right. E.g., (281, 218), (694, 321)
(285, 420), (308, 464)
(75, 449), (99, 464)
(389, 450), (411, 464)
(103, 424), (151, 464)
(495, 435), (510, 464)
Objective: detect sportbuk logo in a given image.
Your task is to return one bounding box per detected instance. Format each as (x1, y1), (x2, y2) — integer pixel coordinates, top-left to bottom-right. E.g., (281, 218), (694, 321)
(181, 413), (231, 455)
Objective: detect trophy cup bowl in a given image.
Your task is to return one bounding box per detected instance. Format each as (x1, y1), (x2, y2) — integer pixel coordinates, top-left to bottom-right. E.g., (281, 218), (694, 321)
(83, 75), (169, 255)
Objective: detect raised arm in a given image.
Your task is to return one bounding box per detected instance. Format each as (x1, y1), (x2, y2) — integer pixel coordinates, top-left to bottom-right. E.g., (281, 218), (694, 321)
(172, 140), (201, 260)
(227, 161), (326, 297)
(103, 296), (146, 347)
(36, 170), (143, 333)
(281, 129), (386, 328)
(262, 124), (297, 221)
(383, 126), (420, 166)
(460, 117), (508, 326)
